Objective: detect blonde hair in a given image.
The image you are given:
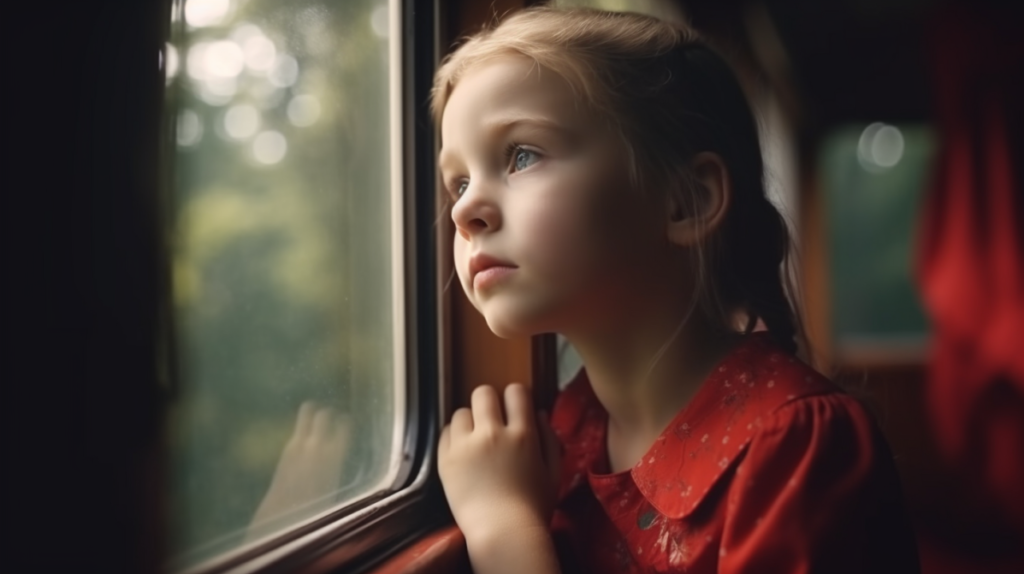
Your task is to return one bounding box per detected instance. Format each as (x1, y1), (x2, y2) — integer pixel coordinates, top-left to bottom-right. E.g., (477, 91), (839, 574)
(432, 6), (803, 355)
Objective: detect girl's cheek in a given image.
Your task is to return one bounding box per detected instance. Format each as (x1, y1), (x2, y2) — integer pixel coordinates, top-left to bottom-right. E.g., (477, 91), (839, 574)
(520, 190), (609, 278)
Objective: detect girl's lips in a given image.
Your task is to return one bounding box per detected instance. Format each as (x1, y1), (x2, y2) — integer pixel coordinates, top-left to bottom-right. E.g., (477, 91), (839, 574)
(473, 265), (517, 291)
(468, 253), (518, 291)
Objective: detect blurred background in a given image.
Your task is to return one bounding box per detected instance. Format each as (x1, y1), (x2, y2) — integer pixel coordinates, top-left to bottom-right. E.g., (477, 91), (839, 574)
(601, 2), (1022, 574)
(567, 2), (1022, 573)
(4, 0), (1021, 573)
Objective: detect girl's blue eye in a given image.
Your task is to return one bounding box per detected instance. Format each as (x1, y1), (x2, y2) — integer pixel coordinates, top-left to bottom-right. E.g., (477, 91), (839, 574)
(513, 148), (539, 172)
(456, 181), (469, 197)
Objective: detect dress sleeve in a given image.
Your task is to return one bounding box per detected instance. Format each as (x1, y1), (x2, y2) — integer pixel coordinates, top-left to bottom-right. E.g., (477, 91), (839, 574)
(719, 394), (920, 574)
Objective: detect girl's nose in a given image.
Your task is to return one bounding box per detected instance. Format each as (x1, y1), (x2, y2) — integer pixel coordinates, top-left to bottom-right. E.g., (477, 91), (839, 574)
(450, 183), (502, 240)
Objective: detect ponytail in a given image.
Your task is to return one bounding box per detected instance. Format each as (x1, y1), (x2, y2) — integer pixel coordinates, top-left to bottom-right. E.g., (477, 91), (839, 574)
(725, 195), (799, 355)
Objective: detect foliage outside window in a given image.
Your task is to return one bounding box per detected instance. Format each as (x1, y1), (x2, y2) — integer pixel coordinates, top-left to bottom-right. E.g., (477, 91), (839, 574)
(164, 0), (402, 569)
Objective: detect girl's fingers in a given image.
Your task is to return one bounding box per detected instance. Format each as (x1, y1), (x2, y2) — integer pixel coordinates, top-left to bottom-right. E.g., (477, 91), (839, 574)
(504, 382), (535, 431)
(471, 385), (505, 430)
(450, 407), (474, 436)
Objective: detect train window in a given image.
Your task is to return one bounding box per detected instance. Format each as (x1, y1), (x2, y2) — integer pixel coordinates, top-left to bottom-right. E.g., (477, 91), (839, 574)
(819, 123), (934, 363)
(164, 0), (411, 570)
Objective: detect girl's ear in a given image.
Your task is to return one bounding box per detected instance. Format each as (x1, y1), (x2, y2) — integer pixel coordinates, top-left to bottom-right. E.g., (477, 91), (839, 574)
(666, 152), (732, 246)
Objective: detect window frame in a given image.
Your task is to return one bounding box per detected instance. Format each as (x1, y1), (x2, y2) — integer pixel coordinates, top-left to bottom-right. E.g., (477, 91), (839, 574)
(163, 1), (447, 572)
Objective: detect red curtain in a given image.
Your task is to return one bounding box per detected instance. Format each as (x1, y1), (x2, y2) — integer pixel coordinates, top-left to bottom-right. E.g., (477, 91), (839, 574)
(918, 2), (1024, 568)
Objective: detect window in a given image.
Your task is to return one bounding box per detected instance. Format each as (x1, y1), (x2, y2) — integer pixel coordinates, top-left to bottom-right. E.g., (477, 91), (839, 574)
(163, 0), (419, 570)
(819, 123), (934, 362)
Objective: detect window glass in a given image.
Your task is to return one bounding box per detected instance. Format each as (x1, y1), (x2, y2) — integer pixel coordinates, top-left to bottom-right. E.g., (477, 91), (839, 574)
(164, 0), (402, 569)
(819, 123), (933, 356)
(557, 335), (584, 390)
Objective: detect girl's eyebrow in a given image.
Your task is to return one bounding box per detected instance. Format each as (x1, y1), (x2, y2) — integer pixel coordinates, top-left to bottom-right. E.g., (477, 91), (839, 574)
(438, 116), (572, 172)
(484, 115), (570, 136)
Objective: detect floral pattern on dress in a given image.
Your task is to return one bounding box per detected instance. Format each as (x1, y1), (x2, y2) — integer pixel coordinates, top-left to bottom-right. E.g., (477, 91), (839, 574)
(549, 333), (849, 573)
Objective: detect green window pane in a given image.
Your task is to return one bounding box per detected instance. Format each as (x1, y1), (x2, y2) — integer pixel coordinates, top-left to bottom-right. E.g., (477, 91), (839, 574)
(820, 123), (933, 355)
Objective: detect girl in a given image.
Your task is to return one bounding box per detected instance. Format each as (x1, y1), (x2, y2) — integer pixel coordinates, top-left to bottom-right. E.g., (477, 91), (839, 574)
(434, 6), (920, 574)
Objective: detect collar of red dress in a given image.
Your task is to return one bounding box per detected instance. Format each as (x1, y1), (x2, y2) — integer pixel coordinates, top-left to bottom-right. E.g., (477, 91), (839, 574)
(552, 333), (834, 520)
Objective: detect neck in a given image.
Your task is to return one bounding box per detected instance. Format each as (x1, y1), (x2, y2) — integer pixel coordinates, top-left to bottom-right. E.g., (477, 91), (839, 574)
(563, 304), (739, 469)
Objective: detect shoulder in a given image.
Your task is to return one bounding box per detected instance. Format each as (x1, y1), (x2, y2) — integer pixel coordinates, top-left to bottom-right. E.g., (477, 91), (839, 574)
(717, 343), (919, 571)
(729, 381), (907, 531)
(630, 336), (852, 519)
(722, 392), (920, 572)
(739, 391), (887, 491)
(735, 347), (888, 492)
(738, 337), (882, 465)
(759, 390), (877, 438)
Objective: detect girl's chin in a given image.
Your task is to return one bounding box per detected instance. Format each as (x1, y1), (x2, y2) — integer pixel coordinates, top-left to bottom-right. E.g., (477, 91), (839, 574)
(477, 299), (559, 339)
(481, 313), (542, 340)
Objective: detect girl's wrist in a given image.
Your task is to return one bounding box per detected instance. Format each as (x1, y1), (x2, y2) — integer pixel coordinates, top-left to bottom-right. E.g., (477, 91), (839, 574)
(465, 518), (559, 574)
(463, 511), (550, 553)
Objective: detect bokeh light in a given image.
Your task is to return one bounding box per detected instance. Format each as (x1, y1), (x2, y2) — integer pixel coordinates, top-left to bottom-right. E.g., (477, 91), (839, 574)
(871, 125), (905, 168)
(177, 109), (203, 147)
(243, 35), (276, 73)
(205, 40), (245, 78)
(268, 55), (299, 88)
(229, 23), (261, 45)
(252, 131), (287, 164)
(370, 5), (389, 39)
(248, 80), (285, 110)
(203, 77), (238, 102)
(165, 43), (179, 85)
(185, 0), (231, 28)
(858, 122), (905, 172)
(187, 42), (211, 80)
(224, 105), (260, 140)
(287, 95), (321, 127)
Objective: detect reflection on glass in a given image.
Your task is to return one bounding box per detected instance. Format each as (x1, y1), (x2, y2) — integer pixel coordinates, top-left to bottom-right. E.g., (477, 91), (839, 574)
(165, 0), (400, 569)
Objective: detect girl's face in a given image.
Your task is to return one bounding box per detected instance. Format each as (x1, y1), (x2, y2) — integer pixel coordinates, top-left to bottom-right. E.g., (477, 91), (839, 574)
(439, 56), (671, 338)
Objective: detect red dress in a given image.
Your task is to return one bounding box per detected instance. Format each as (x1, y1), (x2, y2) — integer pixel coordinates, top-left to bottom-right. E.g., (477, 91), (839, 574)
(549, 334), (920, 573)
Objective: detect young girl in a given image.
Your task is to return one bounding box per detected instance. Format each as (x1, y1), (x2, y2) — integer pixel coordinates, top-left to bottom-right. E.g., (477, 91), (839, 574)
(434, 7), (920, 574)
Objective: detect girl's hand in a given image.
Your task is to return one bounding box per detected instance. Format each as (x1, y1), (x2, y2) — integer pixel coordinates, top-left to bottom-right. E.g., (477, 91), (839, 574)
(438, 383), (562, 547)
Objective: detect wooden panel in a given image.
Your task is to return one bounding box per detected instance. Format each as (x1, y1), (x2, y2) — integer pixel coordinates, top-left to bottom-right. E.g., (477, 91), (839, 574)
(799, 162), (834, 372)
(451, 287), (534, 404)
